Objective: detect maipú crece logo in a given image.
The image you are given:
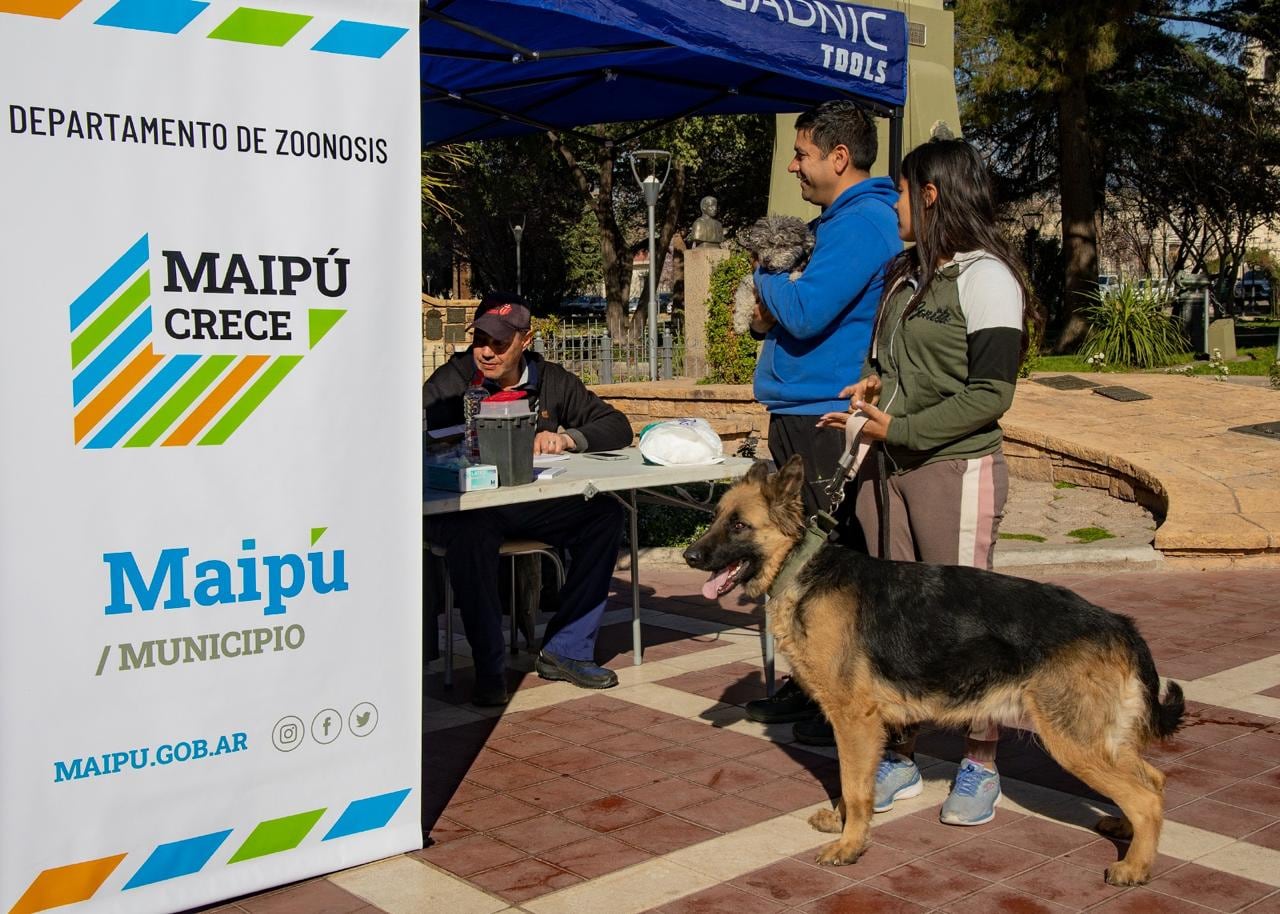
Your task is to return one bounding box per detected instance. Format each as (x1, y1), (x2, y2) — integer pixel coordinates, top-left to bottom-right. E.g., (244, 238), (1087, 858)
(69, 234), (344, 448)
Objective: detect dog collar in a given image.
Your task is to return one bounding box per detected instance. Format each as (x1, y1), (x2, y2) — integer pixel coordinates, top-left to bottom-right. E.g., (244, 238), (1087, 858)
(768, 511), (837, 597)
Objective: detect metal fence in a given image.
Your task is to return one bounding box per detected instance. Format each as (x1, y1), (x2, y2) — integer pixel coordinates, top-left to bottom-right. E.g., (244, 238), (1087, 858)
(424, 321), (686, 384)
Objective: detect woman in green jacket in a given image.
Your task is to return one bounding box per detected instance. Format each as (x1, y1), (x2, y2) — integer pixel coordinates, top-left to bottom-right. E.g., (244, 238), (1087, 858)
(820, 138), (1040, 826)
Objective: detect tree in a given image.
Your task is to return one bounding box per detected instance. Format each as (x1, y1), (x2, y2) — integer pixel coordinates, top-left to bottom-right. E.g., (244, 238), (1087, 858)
(958, 0), (1280, 349)
(548, 115), (772, 341)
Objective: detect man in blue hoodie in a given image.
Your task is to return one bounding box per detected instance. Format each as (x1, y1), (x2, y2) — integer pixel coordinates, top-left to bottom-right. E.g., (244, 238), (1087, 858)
(746, 100), (902, 740)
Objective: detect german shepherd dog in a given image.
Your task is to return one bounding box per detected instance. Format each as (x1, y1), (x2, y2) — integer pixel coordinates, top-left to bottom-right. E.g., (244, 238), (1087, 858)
(683, 457), (1185, 885)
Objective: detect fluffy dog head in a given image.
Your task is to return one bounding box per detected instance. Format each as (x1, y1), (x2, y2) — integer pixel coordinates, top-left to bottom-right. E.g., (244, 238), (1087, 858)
(737, 215), (814, 273)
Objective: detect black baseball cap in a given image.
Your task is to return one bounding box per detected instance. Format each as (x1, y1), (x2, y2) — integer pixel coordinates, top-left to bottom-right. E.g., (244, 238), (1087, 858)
(468, 291), (531, 342)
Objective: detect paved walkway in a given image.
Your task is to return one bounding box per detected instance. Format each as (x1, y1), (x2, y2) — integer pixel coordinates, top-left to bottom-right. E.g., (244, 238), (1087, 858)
(1004, 374), (1279, 557)
(205, 563), (1280, 914)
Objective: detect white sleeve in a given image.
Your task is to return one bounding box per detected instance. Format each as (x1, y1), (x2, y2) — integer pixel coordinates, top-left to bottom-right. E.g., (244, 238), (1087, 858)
(956, 258), (1024, 334)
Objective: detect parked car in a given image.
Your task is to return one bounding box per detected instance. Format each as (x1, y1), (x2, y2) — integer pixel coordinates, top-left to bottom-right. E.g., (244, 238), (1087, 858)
(1097, 274), (1119, 297)
(1234, 270), (1272, 312)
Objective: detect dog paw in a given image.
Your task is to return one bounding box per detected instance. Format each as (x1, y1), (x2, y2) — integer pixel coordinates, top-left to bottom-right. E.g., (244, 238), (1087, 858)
(815, 838), (867, 867)
(808, 808), (843, 833)
(1096, 815), (1134, 841)
(1104, 860), (1150, 886)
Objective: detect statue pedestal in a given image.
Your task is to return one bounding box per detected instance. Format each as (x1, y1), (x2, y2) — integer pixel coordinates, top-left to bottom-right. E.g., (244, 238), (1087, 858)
(683, 246), (729, 379)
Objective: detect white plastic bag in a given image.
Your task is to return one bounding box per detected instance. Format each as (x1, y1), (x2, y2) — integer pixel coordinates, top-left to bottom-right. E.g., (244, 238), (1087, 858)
(638, 418), (725, 466)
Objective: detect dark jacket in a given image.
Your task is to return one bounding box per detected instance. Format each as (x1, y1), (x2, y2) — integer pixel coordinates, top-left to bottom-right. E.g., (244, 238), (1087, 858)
(423, 350), (633, 453)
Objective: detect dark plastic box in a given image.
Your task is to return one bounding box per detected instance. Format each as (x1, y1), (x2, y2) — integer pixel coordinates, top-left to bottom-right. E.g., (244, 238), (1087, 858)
(477, 414), (536, 486)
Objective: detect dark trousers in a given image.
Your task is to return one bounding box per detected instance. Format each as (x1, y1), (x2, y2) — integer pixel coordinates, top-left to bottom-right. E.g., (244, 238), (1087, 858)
(425, 495), (624, 680)
(767, 413), (865, 551)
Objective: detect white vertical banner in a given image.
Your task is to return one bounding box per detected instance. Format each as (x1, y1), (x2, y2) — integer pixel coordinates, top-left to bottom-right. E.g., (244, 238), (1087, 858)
(0, 2), (422, 912)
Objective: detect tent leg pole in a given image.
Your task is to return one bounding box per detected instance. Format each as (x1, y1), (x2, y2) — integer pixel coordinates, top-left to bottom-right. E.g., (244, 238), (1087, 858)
(889, 107), (904, 182)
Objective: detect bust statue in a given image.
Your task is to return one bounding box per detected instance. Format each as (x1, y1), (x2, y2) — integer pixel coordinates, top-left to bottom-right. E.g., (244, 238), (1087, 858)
(689, 196), (724, 247)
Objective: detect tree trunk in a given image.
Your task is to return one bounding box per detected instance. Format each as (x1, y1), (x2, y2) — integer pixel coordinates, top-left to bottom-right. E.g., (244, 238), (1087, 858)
(1053, 65), (1100, 353)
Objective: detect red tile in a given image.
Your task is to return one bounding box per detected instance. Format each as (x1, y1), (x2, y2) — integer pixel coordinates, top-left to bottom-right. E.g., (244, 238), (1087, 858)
(872, 815), (975, 856)
(1147, 861), (1274, 912)
(415, 833), (527, 877)
(446, 793), (543, 831)
(638, 745), (727, 774)
(1244, 821), (1280, 851)
(799, 883), (928, 913)
(488, 813), (599, 855)
(622, 776), (722, 812)
(573, 760), (667, 792)
(1240, 892), (1280, 913)
(689, 728), (775, 759)
(939, 883), (1074, 913)
(607, 705), (684, 730)
(741, 745), (830, 778)
(1059, 839), (1181, 880)
(738, 776), (832, 812)
(559, 716), (629, 742)
(537, 834), (653, 879)
(526, 744), (614, 775)
(467, 857), (582, 903)
(595, 730), (679, 758)
(658, 884), (786, 914)
(613, 813), (719, 854)
(423, 816), (473, 846)
(467, 746), (516, 771)
(676, 794), (776, 832)
(866, 861), (990, 908)
(731, 858), (855, 906)
(1179, 746), (1278, 779)
(644, 718), (720, 743)
(443, 779), (494, 807)
(1005, 858), (1127, 909)
(487, 731), (571, 759)
(239, 879), (369, 914)
(524, 705), (586, 727)
(683, 760), (777, 794)
(509, 775), (606, 812)
(1232, 733), (1280, 764)
(1167, 797), (1277, 837)
(561, 794), (662, 832)
(1251, 767), (1280, 791)
(466, 759), (558, 792)
(986, 817), (1102, 858)
(1164, 762), (1242, 797)
(1209, 781), (1280, 817)
(926, 836), (1048, 881)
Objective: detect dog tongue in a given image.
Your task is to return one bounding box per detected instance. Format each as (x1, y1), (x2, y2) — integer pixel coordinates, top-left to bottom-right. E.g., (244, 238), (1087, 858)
(702, 567), (735, 600)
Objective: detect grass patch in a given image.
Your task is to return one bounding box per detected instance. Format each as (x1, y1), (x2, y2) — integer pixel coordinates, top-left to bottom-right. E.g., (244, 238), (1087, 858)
(999, 532), (1047, 542)
(1031, 354), (1095, 374)
(1067, 526), (1115, 543)
(1034, 346), (1277, 378)
(1053, 481), (1078, 489)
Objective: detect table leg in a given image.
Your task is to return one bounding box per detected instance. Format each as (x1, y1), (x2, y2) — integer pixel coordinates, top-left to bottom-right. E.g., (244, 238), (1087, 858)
(630, 489), (641, 665)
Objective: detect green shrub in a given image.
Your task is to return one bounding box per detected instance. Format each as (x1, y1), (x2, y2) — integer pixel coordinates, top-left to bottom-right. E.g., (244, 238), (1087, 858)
(623, 484), (714, 547)
(1019, 316), (1042, 378)
(702, 251), (759, 385)
(1081, 284), (1187, 369)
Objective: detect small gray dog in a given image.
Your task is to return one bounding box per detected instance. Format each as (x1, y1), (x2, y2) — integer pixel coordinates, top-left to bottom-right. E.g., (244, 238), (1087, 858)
(733, 214), (815, 334)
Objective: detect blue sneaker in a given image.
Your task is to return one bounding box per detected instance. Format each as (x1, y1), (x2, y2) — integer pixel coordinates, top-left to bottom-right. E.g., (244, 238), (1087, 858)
(873, 751), (923, 813)
(940, 759), (1001, 825)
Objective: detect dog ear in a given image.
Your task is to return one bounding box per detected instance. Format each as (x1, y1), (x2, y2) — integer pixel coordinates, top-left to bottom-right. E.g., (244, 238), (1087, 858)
(745, 459), (771, 486)
(769, 455), (806, 503)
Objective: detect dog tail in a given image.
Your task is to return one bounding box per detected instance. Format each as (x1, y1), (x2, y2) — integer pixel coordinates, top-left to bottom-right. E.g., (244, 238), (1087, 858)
(1152, 680), (1186, 739)
(1129, 623), (1185, 740)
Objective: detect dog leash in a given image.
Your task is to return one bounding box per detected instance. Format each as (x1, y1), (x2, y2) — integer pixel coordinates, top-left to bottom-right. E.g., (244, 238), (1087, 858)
(770, 413), (872, 596)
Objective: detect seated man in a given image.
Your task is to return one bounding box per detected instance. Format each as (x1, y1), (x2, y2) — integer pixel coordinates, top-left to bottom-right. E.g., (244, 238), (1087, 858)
(424, 292), (634, 707)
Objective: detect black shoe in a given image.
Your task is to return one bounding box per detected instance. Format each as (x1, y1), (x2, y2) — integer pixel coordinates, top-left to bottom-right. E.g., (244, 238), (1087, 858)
(745, 678), (821, 724)
(472, 676), (510, 708)
(793, 714), (835, 746)
(534, 651), (619, 690)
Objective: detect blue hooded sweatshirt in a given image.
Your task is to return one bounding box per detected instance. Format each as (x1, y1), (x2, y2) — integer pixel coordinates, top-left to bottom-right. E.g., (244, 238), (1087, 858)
(753, 176), (901, 414)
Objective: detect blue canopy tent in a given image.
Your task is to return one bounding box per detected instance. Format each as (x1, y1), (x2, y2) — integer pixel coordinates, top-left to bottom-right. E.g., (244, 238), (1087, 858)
(420, 0), (909, 152)
(419, 0), (911, 375)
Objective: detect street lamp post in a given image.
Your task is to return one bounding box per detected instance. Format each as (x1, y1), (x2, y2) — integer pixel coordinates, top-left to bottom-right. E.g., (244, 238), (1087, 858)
(628, 149), (671, 381)
(509, 213), (526, 297)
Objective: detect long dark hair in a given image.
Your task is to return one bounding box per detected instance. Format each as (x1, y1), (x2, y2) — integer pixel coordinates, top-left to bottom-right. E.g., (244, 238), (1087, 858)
(881, 139), (1042, 358)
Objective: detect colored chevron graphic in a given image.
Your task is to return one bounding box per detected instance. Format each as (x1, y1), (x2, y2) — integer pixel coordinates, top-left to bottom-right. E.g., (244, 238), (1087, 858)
(8, 789), (412, 912)
(6, 0), (407, 58)
(0, 0), (82, 18)
(68, 234), (344, 449)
